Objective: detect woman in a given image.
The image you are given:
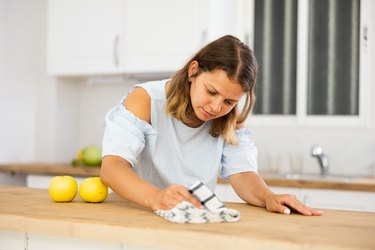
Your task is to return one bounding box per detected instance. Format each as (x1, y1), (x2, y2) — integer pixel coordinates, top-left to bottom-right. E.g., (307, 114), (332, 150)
(100, 35), (322, 216)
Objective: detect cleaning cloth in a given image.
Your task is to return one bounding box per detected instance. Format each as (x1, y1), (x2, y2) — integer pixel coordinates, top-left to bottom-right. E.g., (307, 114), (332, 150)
(154, 181), (240, 223)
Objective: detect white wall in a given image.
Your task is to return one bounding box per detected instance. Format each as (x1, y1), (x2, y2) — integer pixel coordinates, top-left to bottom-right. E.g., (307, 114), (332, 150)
(0, 0), (374, 177)
(0, 0), (43, 162)
(76, 80), (132, 148)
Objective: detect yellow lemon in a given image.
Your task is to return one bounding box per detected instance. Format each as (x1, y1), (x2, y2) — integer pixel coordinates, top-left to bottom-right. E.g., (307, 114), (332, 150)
(79, 177), (108, 203)
(49, 176), (78, 202)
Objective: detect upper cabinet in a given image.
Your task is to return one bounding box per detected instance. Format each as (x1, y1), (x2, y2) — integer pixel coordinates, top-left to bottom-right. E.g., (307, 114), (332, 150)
(47, 0), (210, 76)
(47, 0), (123, 75)
(121, 0), (209, 74)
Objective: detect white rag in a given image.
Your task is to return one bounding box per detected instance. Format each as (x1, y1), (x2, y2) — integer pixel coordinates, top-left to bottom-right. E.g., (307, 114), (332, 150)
(155, 181), (240, 223)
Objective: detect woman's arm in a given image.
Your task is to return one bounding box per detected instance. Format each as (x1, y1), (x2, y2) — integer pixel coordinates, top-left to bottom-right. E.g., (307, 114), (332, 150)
(100, 87), (202, 210)
(229, 171), (323, 215)
(100, 155), (159, 209)
(100, 155), (201, 210)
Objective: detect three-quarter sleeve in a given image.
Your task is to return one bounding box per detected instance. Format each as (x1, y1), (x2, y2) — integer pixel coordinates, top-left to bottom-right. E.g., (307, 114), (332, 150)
(220, 127), (258, 179)
(102, 104), (155, 167)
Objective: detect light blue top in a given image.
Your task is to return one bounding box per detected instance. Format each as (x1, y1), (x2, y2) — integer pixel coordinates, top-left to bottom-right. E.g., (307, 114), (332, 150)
(102, 79), (258, 191)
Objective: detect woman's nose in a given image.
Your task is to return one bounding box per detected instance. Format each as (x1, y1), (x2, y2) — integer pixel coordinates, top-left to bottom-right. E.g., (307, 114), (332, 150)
(210, 98), (222, 112)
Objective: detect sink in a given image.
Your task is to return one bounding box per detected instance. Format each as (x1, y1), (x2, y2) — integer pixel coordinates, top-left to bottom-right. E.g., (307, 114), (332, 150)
(276, 173), (365, 182)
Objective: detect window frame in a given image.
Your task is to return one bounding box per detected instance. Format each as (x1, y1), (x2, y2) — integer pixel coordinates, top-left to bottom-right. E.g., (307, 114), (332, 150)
(245, 0), (370, 128)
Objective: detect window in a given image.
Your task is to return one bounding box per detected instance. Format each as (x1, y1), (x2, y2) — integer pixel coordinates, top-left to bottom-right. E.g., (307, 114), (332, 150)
(249, 0), (369, 127)
(254, 0), (298, 115)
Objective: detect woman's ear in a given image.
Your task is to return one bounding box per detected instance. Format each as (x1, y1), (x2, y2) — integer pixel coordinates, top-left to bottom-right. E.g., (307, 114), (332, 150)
(188, 60), (199, 77)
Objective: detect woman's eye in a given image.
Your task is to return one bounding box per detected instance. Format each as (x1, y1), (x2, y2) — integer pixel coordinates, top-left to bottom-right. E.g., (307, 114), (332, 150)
(224, 100), (237, 106)
(207, 90), (216, 95)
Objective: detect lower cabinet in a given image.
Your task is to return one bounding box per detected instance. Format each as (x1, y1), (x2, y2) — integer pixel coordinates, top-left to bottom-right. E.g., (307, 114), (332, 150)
(0, 173), (26, 186)
(214, 183), (244, 203)
(0, 231), (157, 250)
(300, 188), (375, 212)
(27, 233), (123, 250)
(215, 183), (375, 212)
(0, 231), (25, 250)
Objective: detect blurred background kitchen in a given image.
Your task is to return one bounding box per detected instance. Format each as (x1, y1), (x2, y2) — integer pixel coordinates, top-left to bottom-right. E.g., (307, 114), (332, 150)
(1, 0), (374, 179)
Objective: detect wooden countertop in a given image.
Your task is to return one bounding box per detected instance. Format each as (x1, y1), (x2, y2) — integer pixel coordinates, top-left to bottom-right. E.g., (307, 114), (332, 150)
(1, 163), (375, 192)
(259, 173), (375, 192)
(1, 185), (374, 250)
(0, 163), (100, 177)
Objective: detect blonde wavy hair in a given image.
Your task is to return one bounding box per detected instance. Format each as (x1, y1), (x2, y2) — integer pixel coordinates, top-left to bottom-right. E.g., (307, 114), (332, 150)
(166, 35), (258, 144)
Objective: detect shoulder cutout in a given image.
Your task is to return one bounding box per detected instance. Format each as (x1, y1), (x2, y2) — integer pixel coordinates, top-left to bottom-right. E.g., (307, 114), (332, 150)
(123, 87), (151, 124)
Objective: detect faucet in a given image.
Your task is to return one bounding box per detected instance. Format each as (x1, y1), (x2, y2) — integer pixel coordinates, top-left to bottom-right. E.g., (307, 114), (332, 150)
(311, 145), (329, 175)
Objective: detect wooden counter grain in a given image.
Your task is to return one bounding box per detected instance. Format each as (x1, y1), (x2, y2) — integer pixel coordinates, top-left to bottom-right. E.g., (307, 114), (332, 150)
(1, 185), (375, 250)
(260, 173), (375, 192)
(1, 163), (375, 192)
(0, 163), (100, 177)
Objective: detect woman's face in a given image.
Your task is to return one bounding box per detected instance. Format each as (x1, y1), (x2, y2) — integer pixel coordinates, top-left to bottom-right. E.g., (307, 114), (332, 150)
(189, 61), (244, 123)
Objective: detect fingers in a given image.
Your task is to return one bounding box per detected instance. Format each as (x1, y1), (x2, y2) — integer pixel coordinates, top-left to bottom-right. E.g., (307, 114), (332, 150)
(177, 186), (204, 209)
(177, 187), (204, 209)
(267, 194), (323, 216)
(283, 195), (313, 216)
(285, 196), (323, 216)
(156, 184), (204, 210)
(310, 209), (323, 216)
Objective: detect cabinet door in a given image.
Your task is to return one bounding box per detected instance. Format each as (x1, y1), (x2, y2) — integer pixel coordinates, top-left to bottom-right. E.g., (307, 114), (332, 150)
(214, 184), (302, 203)
(269, 186), (302, 199)
(121, 0), (209, 73)
(47, 0), (123, 75)
(215, 183), (245, 203)
(0, 231), (25, 250)
(301, 189), (375, 212)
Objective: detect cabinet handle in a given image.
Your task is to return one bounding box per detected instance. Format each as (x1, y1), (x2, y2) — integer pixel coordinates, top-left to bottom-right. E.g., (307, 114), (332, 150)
(201, 30), (207, 45)
(244, 33), (250, 46)
(113, 35), (120, 67)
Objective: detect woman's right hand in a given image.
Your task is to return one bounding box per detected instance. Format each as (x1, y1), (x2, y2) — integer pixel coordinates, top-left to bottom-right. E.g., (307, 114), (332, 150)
(151, 184), (204, 210)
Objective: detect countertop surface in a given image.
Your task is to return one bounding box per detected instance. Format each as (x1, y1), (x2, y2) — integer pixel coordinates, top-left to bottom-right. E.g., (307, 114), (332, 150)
(0, 163), (100, 177)
(1, 185), (375, 250)
(1, 163), (375, 192)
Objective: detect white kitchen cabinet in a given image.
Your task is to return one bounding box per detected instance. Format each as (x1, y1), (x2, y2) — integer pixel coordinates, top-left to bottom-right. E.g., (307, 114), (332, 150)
(27, 234), (123, 250)
(272, 187), (375, 212)
(0, 231), (25, 250)
(215, 183), (375, 212)
(215, 184), (302, 203)
(121, 0), (209, 74)
(268, 186), (302, 198)
(0, 173), (26, 186)
(275, 187), (375, 212)
(301, 188), (375, 212)
(215, 183), (244, 203)
(207, 0), (253, 45)
(47, 0), (209, 76)
(0, 233), (154, 250)
(47, 0), (123, 75)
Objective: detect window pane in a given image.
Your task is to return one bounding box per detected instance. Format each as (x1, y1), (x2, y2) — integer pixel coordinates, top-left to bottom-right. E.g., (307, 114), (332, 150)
(307, 0), (360, 115)
(253, 0), (298, 115)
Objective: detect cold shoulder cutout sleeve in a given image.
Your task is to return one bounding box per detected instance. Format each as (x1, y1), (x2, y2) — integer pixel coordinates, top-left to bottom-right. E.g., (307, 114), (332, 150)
(102, 104), (155, 167)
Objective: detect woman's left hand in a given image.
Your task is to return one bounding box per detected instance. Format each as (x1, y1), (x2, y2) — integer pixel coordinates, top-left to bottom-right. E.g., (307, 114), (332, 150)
(265, 193), (323, 216)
